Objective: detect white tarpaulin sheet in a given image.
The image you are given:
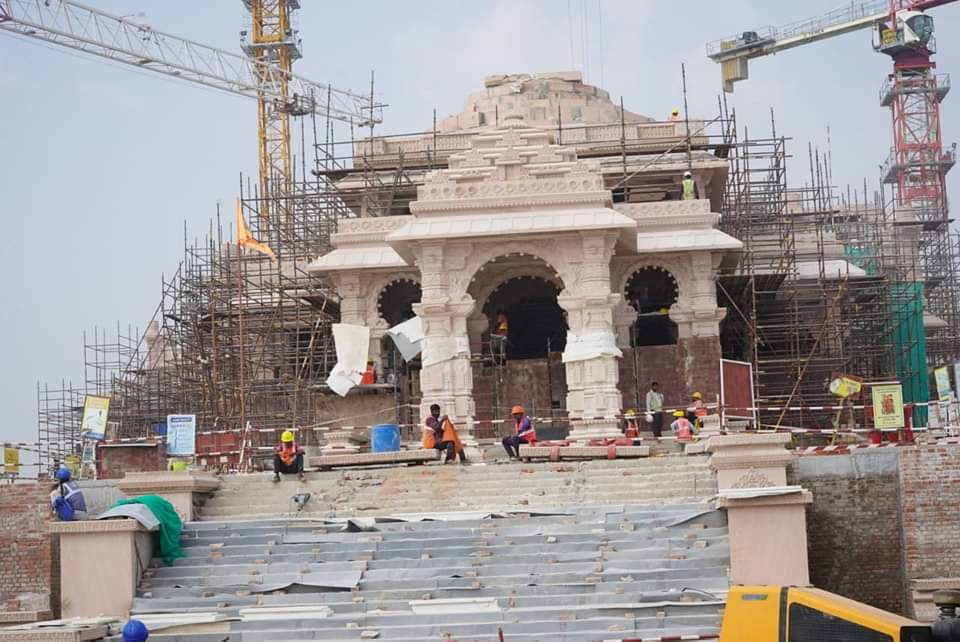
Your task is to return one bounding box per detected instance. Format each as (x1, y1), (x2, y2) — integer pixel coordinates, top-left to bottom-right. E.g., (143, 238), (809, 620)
(386, 316), (424, 361)
(561, 330), (622, 363)
(325, 323), (370, 397)
(422, 335), (470, 367)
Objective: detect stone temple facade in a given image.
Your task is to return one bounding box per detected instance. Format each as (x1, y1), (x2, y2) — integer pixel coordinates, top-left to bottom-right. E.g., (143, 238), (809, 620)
(309, 72), (741, 443)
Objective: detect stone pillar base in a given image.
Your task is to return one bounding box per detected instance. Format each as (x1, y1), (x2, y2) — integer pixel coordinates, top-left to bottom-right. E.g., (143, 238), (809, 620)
(50, 520), (153, 619)
(118, 471), (220, 522)
(567, 418), (621, 443)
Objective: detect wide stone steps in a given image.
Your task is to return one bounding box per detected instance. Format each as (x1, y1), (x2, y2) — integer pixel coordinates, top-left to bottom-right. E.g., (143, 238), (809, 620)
(127, 502), (728, 642)
(199, 459), (717, 520)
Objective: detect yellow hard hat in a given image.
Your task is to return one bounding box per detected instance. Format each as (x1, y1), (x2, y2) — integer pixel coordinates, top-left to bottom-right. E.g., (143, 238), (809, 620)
(281, 430), (295, 443)
(673, 410), (685, 417)
(671, 107), (679, 114)
(692, 392), (702, 400)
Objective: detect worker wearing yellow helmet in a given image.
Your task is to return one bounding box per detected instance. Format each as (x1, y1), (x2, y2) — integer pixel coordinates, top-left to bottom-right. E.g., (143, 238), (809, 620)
(273, 429), (305, 483)
(687, 391), (707, 429)
(669, 107), (680, 122)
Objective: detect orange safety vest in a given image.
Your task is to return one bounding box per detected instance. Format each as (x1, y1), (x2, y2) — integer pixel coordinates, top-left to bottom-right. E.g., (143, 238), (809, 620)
(495, 313), (509, 336)
(422, 418), (463, 452)
(515, 416), (536, 442)
(276, 442), (300, 466)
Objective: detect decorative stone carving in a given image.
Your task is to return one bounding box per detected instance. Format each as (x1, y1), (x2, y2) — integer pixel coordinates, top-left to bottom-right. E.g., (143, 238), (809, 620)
(730, 468), (777, 489)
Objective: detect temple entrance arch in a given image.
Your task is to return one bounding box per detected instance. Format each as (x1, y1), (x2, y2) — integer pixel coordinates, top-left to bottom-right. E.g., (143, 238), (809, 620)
(624, 266), (679, 346)
(483, 276), (567, 359)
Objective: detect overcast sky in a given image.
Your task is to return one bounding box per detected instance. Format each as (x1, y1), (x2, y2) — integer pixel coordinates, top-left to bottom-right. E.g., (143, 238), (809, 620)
(2, 0), (960, 451)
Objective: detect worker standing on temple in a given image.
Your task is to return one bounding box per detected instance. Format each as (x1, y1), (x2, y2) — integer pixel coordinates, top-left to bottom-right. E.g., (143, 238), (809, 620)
(670, 410), (693, 442)
(669, 107), (681, 122)
(273, 430), (305, 483)
(681, 171), (698, 200)
(50, 466), (88, 521)
(493, 309), (509, 337)
(502, 405), (536, 459)
(645, 381), (665, 438)
(423, 403), (467, 464)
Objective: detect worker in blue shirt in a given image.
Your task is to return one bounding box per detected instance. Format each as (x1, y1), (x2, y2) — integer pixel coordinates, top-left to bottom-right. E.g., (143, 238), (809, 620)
(50, 467), (88, 521)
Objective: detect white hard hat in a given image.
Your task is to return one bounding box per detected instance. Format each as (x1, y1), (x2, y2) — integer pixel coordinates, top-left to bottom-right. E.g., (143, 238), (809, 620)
(683, 171), (692, 178)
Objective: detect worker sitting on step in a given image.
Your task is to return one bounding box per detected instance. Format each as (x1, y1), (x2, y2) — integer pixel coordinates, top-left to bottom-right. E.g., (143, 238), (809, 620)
(670, 410), (694, 442)
(423, 403), (467, 464)
(50, 466), (87, 521)
(273, 430), (305, 483)
(502, 405), (536, 459)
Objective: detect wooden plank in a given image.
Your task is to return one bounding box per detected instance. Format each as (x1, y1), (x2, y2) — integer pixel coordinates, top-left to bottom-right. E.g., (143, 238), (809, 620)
(309, 449), (437, 470)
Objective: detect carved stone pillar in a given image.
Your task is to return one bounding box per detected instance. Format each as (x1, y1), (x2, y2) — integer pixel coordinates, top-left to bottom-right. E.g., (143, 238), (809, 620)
(560, 233), (623, 442)
(414, 298), (477, 444)
(467, 314), (488, 355)
(333, 272), (366, 326)
(669, 253), (727, 339)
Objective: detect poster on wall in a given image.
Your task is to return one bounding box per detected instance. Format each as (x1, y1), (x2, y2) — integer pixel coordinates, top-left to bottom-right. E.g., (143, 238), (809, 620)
(829, 372), (863, 398)
(3, 448), (19, 476)
(166, 414), (197, 456)
(934, 366), (953, 401)
(80, 395), (110, 441)
(871, 383), (905, 430)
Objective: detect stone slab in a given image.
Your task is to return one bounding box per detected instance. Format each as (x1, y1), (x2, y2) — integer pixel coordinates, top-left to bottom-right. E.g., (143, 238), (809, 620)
(520, 446), (650, 461)
(310, 449), (437, 470)
(0, 612), (51, 626)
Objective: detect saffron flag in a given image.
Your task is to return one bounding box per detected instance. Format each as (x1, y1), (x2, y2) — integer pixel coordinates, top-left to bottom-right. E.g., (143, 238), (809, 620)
(236, 199), (277, 261)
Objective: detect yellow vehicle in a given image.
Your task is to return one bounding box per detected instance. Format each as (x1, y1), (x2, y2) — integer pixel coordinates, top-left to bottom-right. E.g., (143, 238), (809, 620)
(720, 585), (960, 642)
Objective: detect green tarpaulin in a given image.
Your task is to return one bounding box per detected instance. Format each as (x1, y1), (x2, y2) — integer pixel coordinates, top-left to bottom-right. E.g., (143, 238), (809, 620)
(111, 495), (185, 565)
(890, 281), (928, 427)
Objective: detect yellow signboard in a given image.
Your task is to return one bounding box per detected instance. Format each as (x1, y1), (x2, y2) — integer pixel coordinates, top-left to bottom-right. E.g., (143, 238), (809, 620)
(934, 366), (953, 401)
(872, 383), (905, 430)
(3, 448), (19, 476)
(80, 395), (110, 440)
(829, 373), (863, 398)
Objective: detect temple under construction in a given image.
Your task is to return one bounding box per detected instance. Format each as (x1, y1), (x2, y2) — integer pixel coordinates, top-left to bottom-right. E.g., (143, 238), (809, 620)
(34, 71), (960, 475)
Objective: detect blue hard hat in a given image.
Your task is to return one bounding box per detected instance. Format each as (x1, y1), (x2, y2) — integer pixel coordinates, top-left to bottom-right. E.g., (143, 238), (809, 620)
(122, 619), (149, 642)
(54, 467), (71, 483)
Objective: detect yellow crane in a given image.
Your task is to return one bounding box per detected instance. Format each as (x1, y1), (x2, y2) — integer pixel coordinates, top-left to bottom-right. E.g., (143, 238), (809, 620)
(0, 0), (381, 231)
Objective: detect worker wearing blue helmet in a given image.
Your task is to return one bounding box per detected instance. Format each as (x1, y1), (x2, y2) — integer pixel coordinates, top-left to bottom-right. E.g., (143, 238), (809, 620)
(122, 619), (149, 642)
(50, 466), (88, 521)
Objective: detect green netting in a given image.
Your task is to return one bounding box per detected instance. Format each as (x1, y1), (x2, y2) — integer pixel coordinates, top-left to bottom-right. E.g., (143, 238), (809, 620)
(843, 245), (881, 276)
(889, 282), (928, 427)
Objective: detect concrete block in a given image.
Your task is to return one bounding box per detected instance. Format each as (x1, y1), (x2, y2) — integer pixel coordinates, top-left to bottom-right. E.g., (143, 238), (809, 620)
(520, 445), (651, 461)
(310, 449), (437, 469)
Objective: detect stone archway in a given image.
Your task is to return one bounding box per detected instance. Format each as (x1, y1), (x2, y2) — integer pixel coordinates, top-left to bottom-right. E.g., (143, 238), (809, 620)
(624, 266), (679, 346)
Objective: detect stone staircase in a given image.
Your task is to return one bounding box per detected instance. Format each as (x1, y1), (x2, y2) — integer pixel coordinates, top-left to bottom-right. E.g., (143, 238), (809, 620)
(130, 503), (728, 641)
(198, 457), (717, 521)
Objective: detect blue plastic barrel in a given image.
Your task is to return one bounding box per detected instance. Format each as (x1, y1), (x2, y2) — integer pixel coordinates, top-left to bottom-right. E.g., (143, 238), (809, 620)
(370, 424), (401, 453)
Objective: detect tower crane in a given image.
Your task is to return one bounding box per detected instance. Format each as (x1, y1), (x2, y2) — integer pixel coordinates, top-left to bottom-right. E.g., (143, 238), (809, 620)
(0, 0), (381, 230)
(708, 0), (960, 417)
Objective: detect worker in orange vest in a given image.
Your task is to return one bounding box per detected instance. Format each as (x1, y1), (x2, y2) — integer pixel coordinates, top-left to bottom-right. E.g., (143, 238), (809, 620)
(422, 403), (467, 464)
(273, 430), (305, 482)
(670, 410), (693, 442)
(502, 405), (536, 459)
(623, 409), (640, 439)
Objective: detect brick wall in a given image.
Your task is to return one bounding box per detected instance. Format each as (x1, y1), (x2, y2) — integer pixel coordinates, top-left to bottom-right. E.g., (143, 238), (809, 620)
(97, 443), (167, 480)
(898, 444), (960, 585)
(0, 482), (58, 616)
(793, 451), (905, 614)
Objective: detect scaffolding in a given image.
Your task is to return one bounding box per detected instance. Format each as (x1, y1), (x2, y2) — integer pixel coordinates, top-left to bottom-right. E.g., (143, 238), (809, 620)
(35, 96), (960, 467)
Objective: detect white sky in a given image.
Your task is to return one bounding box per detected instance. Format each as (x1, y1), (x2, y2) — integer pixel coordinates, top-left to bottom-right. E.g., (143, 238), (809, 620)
(2, 0), (960, 449)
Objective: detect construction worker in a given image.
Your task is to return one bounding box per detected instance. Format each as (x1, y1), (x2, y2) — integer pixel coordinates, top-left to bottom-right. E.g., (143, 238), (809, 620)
(623, 409), (640, 439)
(493, 309), (509, 337)
(50, 466), (87, 521)
(669, 107), (681, 122)
(121, 619), (149, 642)
(502, 405), (536, 459)
(645, 381), (665, 438)
(670, 410), (693, 441)
(273, 430), (305, 483)
(681, 171), (698, 200)
(360, 358), (376, 385)
(423, 403), (467, 464)
(687, 392), (708, 429)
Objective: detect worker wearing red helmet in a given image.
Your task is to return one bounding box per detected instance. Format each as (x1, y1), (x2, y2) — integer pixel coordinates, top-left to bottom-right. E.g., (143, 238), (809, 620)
(502, 405), (536, 459)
